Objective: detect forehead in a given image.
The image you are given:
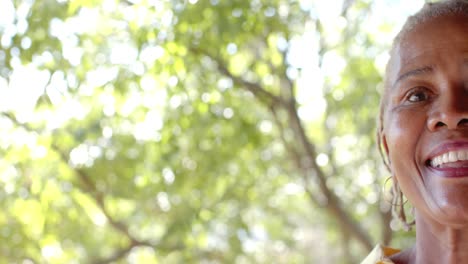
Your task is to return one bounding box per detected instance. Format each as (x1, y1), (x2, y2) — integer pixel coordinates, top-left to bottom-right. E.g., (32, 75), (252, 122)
(399, 15), (468, 63)
(386, 14), (468, 88)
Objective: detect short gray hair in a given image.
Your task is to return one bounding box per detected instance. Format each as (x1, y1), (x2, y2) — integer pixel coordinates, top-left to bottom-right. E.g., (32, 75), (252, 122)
(394, 0), (468, 49)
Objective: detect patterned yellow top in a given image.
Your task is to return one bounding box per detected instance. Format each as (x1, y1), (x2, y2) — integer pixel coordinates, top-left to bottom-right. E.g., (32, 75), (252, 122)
(360, 244), (400, 264)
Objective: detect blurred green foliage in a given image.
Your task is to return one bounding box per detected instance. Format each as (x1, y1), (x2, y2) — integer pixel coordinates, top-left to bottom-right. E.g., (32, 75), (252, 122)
(0, 0), (422, 263)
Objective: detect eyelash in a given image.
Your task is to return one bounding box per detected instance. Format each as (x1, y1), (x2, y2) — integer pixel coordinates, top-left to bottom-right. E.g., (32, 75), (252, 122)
(404, 87), (432, 103)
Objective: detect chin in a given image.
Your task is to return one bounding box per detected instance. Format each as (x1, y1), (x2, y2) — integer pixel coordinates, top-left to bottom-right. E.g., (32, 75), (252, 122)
(421, 182), (468, 227)
(430, 203), (468, 228)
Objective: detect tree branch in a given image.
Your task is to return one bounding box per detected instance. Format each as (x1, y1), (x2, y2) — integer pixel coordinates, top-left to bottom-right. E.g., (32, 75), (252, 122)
(189, 47), (285, 108)
(1, 112), (156, 262)
(188, 47), (374, 249)
(285, 99), (373, 250)
(91, 243), (136, 264)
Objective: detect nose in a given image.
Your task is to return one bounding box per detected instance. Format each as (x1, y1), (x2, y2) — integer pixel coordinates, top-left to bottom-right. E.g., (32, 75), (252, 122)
(427, 87), (468, 131)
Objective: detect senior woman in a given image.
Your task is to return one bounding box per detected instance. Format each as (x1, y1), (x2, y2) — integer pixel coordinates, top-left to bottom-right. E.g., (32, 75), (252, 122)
(362, 0), (468, 263)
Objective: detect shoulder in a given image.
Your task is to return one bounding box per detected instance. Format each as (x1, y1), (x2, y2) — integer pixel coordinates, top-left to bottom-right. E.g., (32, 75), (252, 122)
(360, 244), (400, 264)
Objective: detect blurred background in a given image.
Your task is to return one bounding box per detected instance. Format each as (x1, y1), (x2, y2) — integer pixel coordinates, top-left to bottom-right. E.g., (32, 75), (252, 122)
(0, 0), (428, 263)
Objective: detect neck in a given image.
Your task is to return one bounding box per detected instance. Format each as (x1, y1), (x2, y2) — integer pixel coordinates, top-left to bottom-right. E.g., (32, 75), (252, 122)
(413, 211), (468, 264)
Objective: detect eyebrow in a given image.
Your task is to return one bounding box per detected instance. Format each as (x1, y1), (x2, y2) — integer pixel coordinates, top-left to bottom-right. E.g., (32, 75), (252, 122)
(393, 66), (433, 88)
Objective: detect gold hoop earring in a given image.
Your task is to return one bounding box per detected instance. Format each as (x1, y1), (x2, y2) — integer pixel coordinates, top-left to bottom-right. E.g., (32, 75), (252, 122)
(383, 176), (415, 231)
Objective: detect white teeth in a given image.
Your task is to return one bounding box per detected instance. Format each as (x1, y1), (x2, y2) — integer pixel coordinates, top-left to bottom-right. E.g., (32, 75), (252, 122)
(443, 154), (449, 163)
(449, 152), (457, 162)
(459, 151), (467, 160)
(431, 150), (468, 167)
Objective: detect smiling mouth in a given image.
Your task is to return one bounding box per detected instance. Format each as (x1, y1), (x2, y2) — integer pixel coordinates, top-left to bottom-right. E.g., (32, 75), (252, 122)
(430, 150), (468, 168)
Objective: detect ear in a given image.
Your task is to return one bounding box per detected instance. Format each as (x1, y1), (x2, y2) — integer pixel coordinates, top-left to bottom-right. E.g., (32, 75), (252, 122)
(382, 133), (390, 162)
(380, 132), (392, 170)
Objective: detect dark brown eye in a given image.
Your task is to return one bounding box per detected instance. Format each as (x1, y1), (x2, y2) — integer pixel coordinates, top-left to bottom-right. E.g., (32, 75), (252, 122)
(406, 88), (430, 103)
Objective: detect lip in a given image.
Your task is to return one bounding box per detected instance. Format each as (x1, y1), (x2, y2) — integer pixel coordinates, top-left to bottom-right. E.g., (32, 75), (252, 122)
(426, 140), (468, 178)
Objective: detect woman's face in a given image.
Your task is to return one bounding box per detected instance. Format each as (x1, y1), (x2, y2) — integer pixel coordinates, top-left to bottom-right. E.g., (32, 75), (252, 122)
(383, 15), (468, 226)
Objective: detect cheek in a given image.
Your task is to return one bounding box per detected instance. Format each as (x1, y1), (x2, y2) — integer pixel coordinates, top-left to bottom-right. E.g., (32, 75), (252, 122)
(384, 109), (429, 210)
(385, 112), (420, 161)
(384, 110), (426, 185)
